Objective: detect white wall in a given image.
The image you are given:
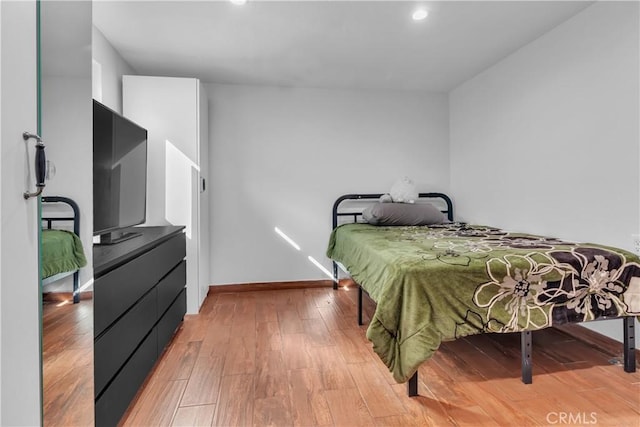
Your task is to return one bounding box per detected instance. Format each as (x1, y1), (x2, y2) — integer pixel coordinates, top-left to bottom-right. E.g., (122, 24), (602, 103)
(207, 84), (449, 284)
(92, 26), (136, 113)
(122, 76), (199, 226)
(450, 1), (639, 343)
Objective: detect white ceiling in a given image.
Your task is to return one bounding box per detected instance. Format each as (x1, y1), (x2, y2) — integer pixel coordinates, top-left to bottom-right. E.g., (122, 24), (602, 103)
(93, 0), (594, 92)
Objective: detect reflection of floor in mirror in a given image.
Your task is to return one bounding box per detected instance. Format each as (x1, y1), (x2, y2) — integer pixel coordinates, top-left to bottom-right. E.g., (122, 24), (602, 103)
(42, 296), (93, 427)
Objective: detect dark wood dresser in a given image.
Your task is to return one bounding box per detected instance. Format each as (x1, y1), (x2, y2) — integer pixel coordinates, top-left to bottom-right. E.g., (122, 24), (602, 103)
(93, 226), (186, 427)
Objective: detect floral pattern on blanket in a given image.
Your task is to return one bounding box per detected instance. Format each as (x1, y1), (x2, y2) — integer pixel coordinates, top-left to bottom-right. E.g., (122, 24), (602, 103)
(540, 247), (640, 322)
(446, 225), (640, 330)
(474, 246), (640, 332)
(474, 253), (560, 332)
(402, 223), (640, 329)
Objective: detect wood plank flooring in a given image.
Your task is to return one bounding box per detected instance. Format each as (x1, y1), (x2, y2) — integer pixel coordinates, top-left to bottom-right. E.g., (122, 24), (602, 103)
(42, 298), (94, 427)
(119, 285), (640, 427)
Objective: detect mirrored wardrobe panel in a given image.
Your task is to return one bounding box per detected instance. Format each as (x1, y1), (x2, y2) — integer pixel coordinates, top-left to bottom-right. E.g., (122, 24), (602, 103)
(39, 1), (94, 425)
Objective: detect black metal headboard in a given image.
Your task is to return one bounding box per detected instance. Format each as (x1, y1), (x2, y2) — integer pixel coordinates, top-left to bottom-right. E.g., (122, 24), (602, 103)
(331, 192), (453, 290)
(42, 196), (80, 236)
(332, 192), (454, 229)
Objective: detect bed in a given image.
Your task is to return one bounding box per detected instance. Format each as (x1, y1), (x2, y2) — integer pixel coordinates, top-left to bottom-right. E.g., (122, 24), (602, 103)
(42, 196), (87, 304)
(327, 193), (639, 396)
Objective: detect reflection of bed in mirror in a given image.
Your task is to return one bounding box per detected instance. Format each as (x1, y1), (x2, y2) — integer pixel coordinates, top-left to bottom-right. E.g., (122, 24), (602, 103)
(39, 0), (94, 423)
(42, 196), (87, 304)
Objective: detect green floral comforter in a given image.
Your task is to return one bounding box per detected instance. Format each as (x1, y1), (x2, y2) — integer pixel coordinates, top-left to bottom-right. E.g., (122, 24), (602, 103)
(326, 223), (640, 383)
(42, 229), (87, 279)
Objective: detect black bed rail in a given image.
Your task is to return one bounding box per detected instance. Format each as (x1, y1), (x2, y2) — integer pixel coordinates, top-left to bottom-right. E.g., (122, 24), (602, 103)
(42, 196), (80, 235)
(332, 192), (454, 230)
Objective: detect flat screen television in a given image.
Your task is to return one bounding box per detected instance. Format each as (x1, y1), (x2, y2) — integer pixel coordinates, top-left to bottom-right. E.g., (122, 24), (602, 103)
(93, 99), (148, 245)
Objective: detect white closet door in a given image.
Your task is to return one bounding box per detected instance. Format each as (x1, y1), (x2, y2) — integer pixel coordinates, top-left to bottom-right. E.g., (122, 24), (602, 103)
(123, 75), (206, 314)
(0, 1), (42, 424)
(197, 82), (210, 307)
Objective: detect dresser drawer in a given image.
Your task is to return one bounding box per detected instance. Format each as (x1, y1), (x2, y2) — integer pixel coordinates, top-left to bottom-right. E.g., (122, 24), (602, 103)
(157, 260), (186, 317)
(157, 288), (186, 356)
(95, 327), (157, 427)
(94, 288), (157, 396)
(94, 232), (185, 337)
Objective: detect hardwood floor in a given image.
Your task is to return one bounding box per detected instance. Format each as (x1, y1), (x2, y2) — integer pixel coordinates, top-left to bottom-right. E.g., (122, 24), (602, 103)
(119, 284), (640, 427)
(42, 298), (94, 427)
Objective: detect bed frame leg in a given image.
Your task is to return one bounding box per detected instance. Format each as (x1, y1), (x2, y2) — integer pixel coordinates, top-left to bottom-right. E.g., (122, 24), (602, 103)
(407, 372), (418, 397)
(521, 330), (532, 384)
(72, 271), (79, 304)
(332, 262), (338, 290)
(623, 317), (636, 373)
(357, 285), (363, 326)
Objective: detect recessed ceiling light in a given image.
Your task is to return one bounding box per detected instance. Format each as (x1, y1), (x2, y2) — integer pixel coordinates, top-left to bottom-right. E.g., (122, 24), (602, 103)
(230, 0), (247, 5)
(412, 9), (429, 21)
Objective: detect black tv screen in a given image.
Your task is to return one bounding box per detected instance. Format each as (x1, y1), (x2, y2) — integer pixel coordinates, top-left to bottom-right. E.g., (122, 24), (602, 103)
(93, 100), (147, 244)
